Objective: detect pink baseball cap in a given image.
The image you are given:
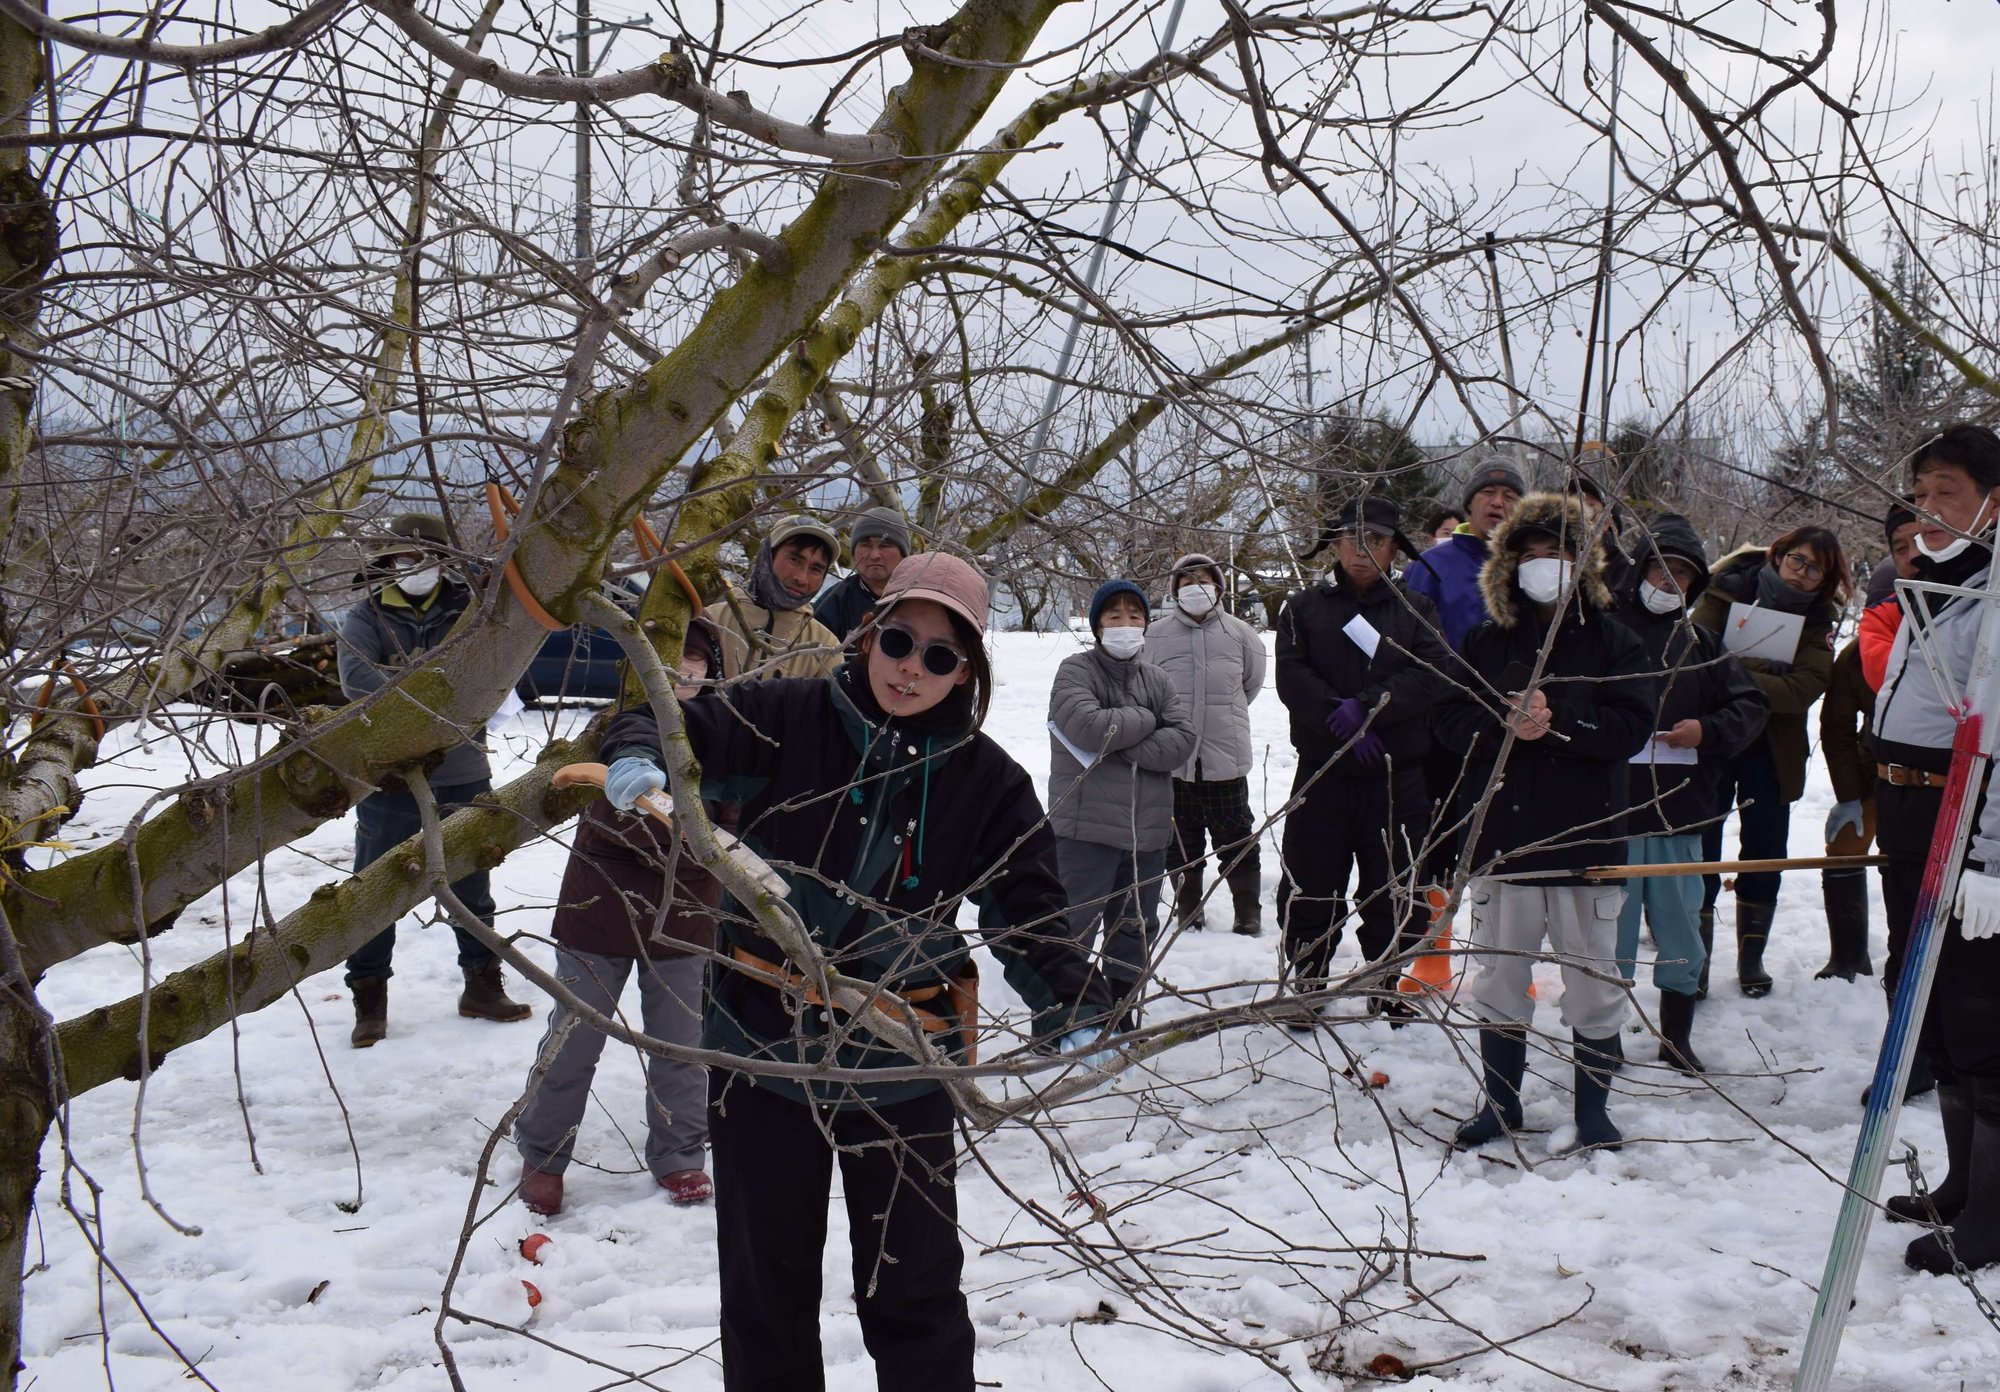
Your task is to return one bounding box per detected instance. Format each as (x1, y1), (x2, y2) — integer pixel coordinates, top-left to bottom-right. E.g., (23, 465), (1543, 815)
(877, 552), (988, 632)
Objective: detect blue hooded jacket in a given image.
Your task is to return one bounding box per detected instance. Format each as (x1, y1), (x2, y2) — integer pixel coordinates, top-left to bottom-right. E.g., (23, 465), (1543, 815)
(1405, 529), (1492, 650)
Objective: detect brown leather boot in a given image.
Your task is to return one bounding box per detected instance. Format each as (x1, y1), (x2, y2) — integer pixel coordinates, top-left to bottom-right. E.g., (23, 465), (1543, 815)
(350, 977), (388, 1048)
(459, 962), (533, 1022)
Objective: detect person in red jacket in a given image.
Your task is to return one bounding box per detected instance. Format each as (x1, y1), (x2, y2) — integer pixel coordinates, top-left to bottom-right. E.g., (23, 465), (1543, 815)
(1858, 497), (1918, 690)
(1818, 500), (1919, 983)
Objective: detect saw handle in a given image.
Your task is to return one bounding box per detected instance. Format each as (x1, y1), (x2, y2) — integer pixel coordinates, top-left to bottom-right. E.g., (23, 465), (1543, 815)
(552, 761), (674, 823)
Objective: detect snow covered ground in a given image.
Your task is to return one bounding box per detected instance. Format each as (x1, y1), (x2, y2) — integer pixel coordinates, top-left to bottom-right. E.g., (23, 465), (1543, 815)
(20, 631), (2000, 1391)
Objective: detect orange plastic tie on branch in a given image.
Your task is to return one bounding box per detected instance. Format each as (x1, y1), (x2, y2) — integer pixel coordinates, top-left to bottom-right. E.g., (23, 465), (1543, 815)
(484, 480), (567, 631)
(28, 661), (106, 741)
(628, 514), (704, 618)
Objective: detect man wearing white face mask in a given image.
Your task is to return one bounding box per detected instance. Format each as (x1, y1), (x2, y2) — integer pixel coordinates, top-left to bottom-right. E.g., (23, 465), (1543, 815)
(335, 512), (533, 1047)
(1437, 493), (1653, 1154)
(1049, 580), (1197, 1028)
(1147, 555), (1268, 935)
(1871, 424), (2000, 1275)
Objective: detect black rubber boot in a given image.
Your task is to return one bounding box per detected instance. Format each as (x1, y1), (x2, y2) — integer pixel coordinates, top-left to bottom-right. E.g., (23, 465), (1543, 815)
(1452, 1026), (1527, 1150)
(1815, 868), (1874, 981)
(1889, 1084), (1972, 1225)
(1228, 861), (1262, 936)
(1906, 1089), (2000, 1274)
(1695, 909), (1714, 1000)
(1735, 900), (1776, 999)
(1172, 871), (1205, 932)
(350, 977), (388, 1048)
(1658, 989), (1705, 1075)
(1571, 1033), (1624, 1152)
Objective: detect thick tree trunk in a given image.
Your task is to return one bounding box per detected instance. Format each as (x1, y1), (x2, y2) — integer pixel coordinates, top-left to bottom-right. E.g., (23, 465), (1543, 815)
(0, 995), (50, 1385)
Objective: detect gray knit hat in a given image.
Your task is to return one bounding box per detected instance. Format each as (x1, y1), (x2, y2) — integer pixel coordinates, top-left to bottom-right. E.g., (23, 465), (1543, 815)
(1460, 459), (1528, 515)
(849, 506), (912, 556)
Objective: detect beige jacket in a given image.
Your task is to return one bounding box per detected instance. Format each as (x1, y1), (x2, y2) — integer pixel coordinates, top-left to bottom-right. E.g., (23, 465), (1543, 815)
(711, 585), (841, 681)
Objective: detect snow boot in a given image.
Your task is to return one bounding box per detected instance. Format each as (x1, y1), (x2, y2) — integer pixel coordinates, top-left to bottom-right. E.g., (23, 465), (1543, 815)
(520, 1162), (563, 1217)
(1452, 1027), (1526, 1150)
(1889, 1084), (1971, 1225)
(1571, 1033), (1624, 1152)
(1815, 868), (1874, 981)
(658, 1169), (714, 1206)
(1694, 908), (1714, 1000)
(1906, 1089), (2000, 1274)
(350, 977), (388, 1048)
(1228, 861), (1262, 936)
(1172, 871), (1206, 932)
(1658, 989), (1705, 1075)
(459, 962), (533, 1022)
(1735, 900), (1776, 999)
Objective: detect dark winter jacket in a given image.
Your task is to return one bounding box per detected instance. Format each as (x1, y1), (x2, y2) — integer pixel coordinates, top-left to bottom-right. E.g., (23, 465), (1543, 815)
(815, 570), (888, 643)
(1690, 547), (1838, 803)
(1608, 519), (1769, 837)
(1047, 647), (1198, 851)
(550, 790), (727, 960)
(1274, 568), (1451, 775)
(336, 577), (489, 788)
(1821, 639), (1875, 805)
(607, 664), (1110, 1108)
(1405, 528), (1492, 650)
(1436, 494), (1655, 882)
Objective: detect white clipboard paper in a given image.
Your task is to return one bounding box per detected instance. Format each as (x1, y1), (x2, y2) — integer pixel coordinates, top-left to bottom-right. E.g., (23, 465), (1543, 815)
(1342, 613), (1382, 659)
(1629, 734), (1699, 766)
(1721, 602), (1805, 664)
(1048, 720), (1099, 770)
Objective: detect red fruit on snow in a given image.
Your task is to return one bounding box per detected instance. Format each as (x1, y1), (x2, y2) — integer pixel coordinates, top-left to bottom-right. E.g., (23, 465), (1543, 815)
(519, 1233), (551, 1264)
(1369, 1070), (1390, 1089)
(521, 1279), (543, 1308)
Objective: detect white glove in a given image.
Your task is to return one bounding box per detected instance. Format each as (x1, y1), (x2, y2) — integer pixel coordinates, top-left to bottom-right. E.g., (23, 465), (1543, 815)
(1057, 1026), (1121, 1073)
(1953, 868), (2000, 941)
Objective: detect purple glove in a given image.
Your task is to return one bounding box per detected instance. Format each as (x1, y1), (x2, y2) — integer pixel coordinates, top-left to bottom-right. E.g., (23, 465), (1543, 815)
(1327, 697), (1368, 742)
(1350, 730), (1386, 767)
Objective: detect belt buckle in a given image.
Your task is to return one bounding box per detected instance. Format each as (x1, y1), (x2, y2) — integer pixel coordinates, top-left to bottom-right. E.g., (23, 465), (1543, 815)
(1885, 762), (1907, 784)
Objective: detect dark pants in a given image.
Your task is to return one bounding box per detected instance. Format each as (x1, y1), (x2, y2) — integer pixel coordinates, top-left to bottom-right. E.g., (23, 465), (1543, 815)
(1056, 838), (1166, 988)
(1417, 744), (1466, 890)
(709, 1076), (972, 1392)
(345, 783), (496, 986)
(1170, 775), (1259, 884)
(1277, 765), (1426, 984)
(1701, 742), (1791, 910)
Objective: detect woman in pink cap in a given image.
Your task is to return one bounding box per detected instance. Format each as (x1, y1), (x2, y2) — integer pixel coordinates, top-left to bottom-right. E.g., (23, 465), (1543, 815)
(595, 549), (1111, 1392)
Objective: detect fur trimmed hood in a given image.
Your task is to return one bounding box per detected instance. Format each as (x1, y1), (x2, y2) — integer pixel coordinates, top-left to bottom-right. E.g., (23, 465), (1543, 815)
(1477, 492), (1615, 628)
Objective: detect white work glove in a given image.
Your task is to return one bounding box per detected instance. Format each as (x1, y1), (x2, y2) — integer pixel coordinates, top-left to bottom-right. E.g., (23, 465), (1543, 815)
(1057, 1025), (1120, 1072)
(603, 755), (667, 811)
(1953, 868), (2000, 941)
(1825, 800), (1865, 843)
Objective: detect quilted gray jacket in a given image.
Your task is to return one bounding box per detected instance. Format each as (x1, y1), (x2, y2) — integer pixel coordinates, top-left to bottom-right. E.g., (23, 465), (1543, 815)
(1144, 606), (1265, 780)
(1046, 645), (1197, 850)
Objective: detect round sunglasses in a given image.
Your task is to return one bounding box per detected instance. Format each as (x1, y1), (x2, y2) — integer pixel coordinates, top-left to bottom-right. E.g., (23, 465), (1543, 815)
(875, 623), (968, 677)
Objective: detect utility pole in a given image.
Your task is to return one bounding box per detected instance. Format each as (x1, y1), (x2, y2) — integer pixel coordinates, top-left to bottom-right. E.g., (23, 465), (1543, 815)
(560, 0), (652, 385)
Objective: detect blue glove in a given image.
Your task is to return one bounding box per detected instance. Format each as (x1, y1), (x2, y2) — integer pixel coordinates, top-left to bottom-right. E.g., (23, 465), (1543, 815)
(1058, 1025), (1120, 1072)
(1327, 697), (1368, 742)
(604, 755), (667, 811)
(1350, 730), (1387, 767)
(1825, 799), (1865, 843)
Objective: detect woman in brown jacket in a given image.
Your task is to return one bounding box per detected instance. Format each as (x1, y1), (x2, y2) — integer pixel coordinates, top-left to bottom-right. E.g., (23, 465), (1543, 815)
(513, 618), (727, 1215)
(1690, 528), (1851, 997)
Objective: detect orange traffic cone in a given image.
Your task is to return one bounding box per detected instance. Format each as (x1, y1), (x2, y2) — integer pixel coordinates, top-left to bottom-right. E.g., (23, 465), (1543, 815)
(1399, 887), (1456, 994)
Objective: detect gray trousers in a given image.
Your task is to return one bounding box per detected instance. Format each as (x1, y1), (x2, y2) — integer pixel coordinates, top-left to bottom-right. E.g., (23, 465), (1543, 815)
(1057, 837), (1167, 987)
(1464, 879), (1629, 1038)
(514, 948), (707, 1179)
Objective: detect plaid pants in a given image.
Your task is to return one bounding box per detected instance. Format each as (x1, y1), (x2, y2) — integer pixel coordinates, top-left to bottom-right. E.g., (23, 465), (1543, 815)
(1171, 775), (1259, 883)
